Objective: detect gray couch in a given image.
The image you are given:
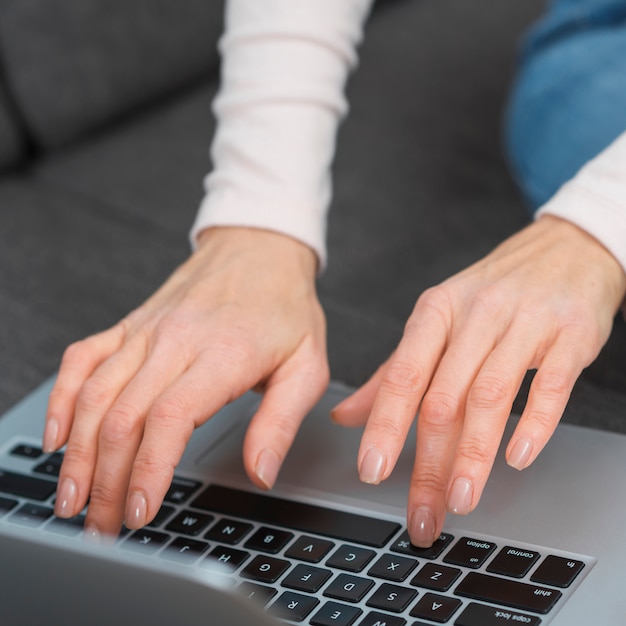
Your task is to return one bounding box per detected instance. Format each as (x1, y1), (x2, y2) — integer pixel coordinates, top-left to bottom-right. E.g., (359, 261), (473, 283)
(1, 0), (625, 435)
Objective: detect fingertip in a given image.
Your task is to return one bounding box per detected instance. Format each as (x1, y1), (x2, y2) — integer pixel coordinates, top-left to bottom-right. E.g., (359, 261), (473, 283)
(447, 477), (474, 516)
(506, 437), (534, 471)
(358, 446), (387, 485)
(330, 394), (369, 427)
(125, 490), (148, 529)
(42, 417), (60, 454)
(408, 505), (437, 548)
(253, 448), (282, 490)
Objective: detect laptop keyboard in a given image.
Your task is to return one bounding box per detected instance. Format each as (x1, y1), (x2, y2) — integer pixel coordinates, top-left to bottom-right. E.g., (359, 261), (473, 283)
(0, 441), (592, 625)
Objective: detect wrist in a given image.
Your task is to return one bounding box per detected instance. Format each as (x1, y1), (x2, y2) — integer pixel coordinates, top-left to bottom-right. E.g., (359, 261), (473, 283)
(195, 226), (319, 283)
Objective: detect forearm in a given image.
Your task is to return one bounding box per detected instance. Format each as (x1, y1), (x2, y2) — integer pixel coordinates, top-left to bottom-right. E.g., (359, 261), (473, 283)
(191, 0), (374, 269)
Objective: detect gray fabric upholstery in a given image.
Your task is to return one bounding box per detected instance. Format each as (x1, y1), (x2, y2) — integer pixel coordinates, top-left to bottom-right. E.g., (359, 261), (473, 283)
(0, 0), (224, 148)
(1, 0), (626, 437)
(0, 83), (25, 169)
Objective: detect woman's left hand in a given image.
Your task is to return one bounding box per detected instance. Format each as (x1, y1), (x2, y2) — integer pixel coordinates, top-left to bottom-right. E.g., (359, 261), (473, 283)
(332, 215), (626, 547)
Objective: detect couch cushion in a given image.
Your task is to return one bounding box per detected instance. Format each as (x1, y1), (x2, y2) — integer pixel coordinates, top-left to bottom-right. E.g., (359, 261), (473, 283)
(0, 0), (224, 149)
(0, 82), (25, 168)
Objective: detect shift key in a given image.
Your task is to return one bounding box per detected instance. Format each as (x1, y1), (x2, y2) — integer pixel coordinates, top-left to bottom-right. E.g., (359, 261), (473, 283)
(455, 572), (562, 614)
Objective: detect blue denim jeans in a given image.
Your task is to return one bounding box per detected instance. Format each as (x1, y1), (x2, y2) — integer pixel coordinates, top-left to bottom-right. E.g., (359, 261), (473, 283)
(505, 0), (626, 209)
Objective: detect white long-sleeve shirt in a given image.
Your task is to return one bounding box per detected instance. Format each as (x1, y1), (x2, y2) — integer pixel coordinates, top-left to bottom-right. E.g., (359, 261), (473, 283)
(191, 0), (626, 274)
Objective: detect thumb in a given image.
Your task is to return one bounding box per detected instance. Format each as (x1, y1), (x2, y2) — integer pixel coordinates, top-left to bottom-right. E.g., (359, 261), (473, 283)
(330, 359), (390, 427)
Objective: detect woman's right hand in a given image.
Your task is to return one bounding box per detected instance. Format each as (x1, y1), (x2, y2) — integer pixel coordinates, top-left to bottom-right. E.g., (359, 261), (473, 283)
(45, 226), (329, 538)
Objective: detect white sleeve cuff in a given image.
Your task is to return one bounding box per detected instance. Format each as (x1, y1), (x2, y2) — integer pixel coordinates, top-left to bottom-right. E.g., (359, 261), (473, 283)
(536, 131), (626, 275)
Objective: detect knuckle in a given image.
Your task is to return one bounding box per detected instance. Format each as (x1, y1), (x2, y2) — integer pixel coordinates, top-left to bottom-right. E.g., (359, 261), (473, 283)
(77, 375), (113, 414)
(470, 286), (504, 315)
(62, 440), (94, 469)
(88, 481), (119, 509)
(381, 360), (424, 398)
(410, 467), (448, 496)
(467, 374), (510, 409)
(410, 288), (450, 329)
(99, 407), (143, 448)
(368, 414), (406, 442)
(133, 451), (174, 479)
(457, 435), (491, 466)
(533, 369), (570, 398)
(420, 390), (460, 429)
(61, 340), (91, 370)
(150, 395), (190, 423)
(524, 407), (555, 433)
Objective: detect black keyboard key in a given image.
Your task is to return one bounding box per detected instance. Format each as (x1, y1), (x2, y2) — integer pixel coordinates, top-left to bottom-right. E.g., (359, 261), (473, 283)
(202, 546), (250, 573)
(282, 563), (332, 593)
(45, 514), (86, 536)
(455, 602), (542, 626)
(122, 529), (170, 554)
(244, 526), (294, 553)
(0, 496), (18, 516)
(327, 545), (376, 572)
(0, 469), (56, 501)
(205, 518), (253, 545)
(240, 555), (291, 584)
(160, 537), (209, 563)
(9, 503), (54, 527)
(357, 612), (407, 626)
(455, 572), (562, 614)
(530, 555), (585, 588)
(411, 562), (461, 592)
(238, 582), (277, 607)
(285, 535), (335, 563)
(368, 553), (418, 582)
(33, 452), (64, 477)
(165, 510), (213, 536)
(148, 504), (176, 528)
(164, 477), (202, 505)
(487, 546), (541, 578)
(409, 592), (462, 623)
(390, 531), (453, 559)
(192, 484), (400, 548)
(324, 573), (374, 603)
(443, 537), (496, 569)
(270, 591), (319, 622)
(311, 601), (363, 626)
(10, 444), (43, 459)
(366, 583), (417, 613)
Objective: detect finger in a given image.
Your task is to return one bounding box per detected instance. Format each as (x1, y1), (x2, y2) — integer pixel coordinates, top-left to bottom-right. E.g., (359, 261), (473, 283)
(243, 340), (330, 490)
(506, 332), (588, 471)
(406, 307), (544, 547)
(405, 313), (503, 546)
(330, 361), (389, 427)
(54, 335), (147, 520)
(357, 291), (449, 486)
(443, 331), (539, 520)
(123, 344), (268, 530)
(83, 350), (189, 536)
(44, 324), (126, 452)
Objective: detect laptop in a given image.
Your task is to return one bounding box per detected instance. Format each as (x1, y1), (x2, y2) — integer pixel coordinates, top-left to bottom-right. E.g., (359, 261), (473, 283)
(0, 377), (624, 625)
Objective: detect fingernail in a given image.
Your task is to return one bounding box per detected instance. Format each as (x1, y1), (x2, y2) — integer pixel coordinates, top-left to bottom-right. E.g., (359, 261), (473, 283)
(126, 491), (147, 528)
(255, 448), (281, 490)
(448, 477), (473, 515)
(83, 524), (101, 544)
(507, 438), (533, 471)
(43, 417), (59, 453)
(55, 477), (77, 518)
(359, 447), (386, 485)
(409, 506), (436, 548)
